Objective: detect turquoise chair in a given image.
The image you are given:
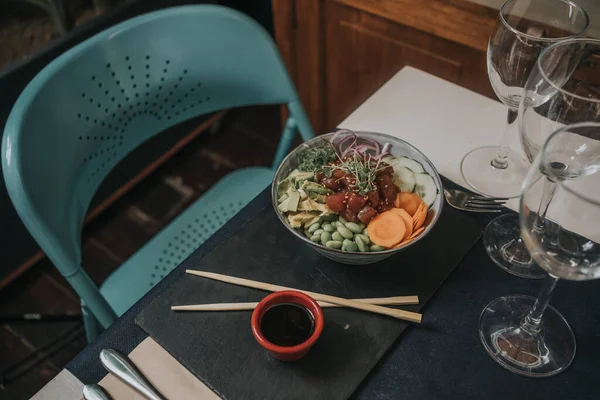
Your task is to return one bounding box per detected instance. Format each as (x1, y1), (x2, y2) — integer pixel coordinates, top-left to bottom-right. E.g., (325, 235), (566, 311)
(2, 5), (314, 341)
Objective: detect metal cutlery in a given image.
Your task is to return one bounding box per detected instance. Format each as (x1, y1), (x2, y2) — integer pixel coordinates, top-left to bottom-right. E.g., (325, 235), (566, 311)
(83, 384), (112, 400)
(444, 188), (507, 213)
(100, 349), (166, 400)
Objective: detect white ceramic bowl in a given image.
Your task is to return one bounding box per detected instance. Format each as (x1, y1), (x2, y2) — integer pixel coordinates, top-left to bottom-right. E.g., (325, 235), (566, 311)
(272, 131), (443, 265)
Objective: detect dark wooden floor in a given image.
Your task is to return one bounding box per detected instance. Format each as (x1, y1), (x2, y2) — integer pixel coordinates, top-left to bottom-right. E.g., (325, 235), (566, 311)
(0, 105), (282, 399)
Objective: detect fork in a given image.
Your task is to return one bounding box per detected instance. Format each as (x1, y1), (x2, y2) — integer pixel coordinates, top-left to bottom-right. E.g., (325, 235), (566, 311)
(443, 188), (508, 213)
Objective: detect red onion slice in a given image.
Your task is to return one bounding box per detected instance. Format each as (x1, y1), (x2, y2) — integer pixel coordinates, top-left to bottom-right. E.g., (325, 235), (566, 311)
(329, 129), (353, 145)
(379, 142), (392, 158)
(328, 129), (392, 161)
(355, 144), (377, 156)
(357, 137), (380, 154)
(339, 136), (358, 158)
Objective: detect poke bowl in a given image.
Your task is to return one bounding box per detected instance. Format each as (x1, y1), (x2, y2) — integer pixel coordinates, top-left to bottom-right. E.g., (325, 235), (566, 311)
(272, 130), (443, 265)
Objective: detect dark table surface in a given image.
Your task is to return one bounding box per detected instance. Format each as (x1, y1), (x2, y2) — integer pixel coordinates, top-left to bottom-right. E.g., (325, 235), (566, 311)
(66, 182), (600, 399)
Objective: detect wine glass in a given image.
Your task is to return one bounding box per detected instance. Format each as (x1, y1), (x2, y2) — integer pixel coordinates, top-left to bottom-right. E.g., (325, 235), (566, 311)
(479, 122), (600, 377)
(484, 38), (600, 279)
(460, 0), (589, 198)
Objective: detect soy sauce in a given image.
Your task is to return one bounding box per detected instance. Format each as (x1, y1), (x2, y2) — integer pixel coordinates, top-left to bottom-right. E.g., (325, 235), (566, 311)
(260, 303), (314, 347)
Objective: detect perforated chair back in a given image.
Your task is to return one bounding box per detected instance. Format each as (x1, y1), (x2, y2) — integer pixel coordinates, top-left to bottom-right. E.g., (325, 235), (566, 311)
(2, 5), (314, 328)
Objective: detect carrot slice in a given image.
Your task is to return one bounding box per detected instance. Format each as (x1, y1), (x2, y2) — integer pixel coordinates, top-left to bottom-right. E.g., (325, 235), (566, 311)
(393, 224), (426, 249)
(395, 192), (423, 216)
(390, 208), (413, 240)
(410, 192), (424, 212)
(409, 226), (425, 239)
(412, 203), (428, 231)
(411, 203), (422, 229)
(412, 209), (423, 231)
(395, 192), (412, 213)
(394, 237), (415, 248)
(367, 211), (406, 248)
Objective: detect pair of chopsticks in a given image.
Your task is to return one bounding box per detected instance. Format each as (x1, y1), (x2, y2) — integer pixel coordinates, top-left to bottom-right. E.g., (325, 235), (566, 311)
(172, 270), (422, 323)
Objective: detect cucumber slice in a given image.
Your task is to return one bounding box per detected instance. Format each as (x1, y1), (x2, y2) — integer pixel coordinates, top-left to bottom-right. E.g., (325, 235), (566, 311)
(414, 173), (438, 206)
(391, 166), (416, 192)
(395, 156), (425, 173)
(381, 155), (397, 166)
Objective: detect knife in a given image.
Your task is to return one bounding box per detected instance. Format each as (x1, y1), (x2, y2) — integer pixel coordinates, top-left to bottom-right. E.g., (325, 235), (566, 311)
(100, 349), (166, 400)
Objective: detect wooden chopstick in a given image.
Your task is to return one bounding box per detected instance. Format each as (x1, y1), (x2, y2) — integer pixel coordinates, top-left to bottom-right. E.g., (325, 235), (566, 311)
(171, 295), (419, 311)
(185, 270), (422, 323)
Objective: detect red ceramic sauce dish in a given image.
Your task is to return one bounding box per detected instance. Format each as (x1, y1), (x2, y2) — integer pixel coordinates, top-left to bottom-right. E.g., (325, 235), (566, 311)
(251, 290), (324, 362)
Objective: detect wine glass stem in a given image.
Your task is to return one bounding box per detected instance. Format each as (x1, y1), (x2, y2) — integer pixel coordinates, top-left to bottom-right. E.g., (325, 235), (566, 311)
(521, 275), (559, 334)
(491, 109), (518, 170)
(533, 178), (557, 234)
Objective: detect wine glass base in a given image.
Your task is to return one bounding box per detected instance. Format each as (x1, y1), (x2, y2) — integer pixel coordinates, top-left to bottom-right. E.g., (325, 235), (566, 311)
(484, 214), (546, 279)
(460, 146), (528, 198)
(479, 295), (576, 377)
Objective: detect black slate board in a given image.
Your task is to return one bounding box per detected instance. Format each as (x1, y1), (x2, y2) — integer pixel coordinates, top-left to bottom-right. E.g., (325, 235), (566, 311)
(136, 203), (482, 400)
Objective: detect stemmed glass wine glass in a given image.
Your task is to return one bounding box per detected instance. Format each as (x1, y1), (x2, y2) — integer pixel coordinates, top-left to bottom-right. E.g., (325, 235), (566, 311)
(484, 38), (600, 279)
(479, 122), (600, 377)
(460, 0), (589, 198)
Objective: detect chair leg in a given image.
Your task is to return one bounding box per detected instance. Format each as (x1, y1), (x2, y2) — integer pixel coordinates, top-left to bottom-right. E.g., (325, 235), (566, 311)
(81, 303), (101, 343)
(288, 100), (316, 141)
(67, 269), (117, 329)
(272, 117), (297, 168)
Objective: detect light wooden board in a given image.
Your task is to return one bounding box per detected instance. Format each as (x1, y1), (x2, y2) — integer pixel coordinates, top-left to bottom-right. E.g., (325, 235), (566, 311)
(31, 338), (220, 400)
(31, 369), (84, 400)
(95, 337), (220, 400)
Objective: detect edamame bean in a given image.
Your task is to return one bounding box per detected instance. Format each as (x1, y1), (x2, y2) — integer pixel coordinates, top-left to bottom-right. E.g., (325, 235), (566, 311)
(320, 232), (332, 246)
(314, 229), (324, 236)
(322, 223), (334, 233)
(370, 244), (386, 252)
(325, 240), (343, 249)
(345, 222), (362, 233)
(308, 223), (320, 233)
(342, 239), (358, 252)
(310, 233), (321, 242)
(338, 216), (348, 224)
(337, 225), (353, 239)
(355, 234), (370, 245)
(330, 221), (338, 228)
(308, 186), (328, 194)
(332, 232), (343, 241)
(355, 235), (367, 252)
(362, 228), (369, 236)
(358, 222), (366, 230)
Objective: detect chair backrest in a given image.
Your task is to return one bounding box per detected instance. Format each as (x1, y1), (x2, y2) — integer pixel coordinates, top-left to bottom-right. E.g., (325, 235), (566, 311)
(2, 5), (313, 324)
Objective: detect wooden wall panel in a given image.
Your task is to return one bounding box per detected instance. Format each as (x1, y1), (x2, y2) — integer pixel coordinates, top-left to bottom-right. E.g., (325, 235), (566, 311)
(272, 0), (496, 134)
(324, 1), (493, 130)
(325, 3), (463, 129)
(294, 0), (326, 131)
(334, 0), (496, 52)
